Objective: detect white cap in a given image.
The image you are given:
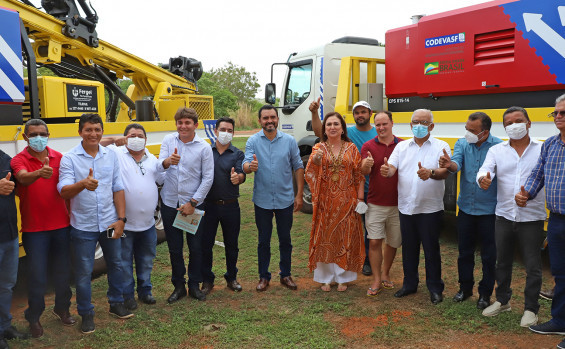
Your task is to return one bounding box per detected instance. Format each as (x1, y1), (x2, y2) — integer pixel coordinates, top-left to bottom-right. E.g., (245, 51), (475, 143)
(353, 101), (372, 112)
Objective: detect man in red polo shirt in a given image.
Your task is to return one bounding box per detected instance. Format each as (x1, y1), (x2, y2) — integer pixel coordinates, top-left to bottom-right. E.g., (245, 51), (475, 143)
(360, 111), (403, 296)
(11, 119), (75, 338)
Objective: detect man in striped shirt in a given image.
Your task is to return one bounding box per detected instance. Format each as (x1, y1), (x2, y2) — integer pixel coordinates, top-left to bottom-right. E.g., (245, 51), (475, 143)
(517, 94), (565, 349)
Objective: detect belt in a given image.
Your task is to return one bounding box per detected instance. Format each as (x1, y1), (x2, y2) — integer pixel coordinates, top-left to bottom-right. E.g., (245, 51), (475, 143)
(205, 198), (238, 205)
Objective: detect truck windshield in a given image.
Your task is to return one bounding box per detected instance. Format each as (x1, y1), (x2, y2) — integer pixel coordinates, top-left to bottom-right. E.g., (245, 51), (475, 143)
(284, 63), (312, 106)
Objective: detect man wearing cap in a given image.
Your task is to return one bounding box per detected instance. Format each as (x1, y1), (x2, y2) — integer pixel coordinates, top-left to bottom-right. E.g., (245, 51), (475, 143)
(311, 99), (377, 276)
(11, 119), (75, 338)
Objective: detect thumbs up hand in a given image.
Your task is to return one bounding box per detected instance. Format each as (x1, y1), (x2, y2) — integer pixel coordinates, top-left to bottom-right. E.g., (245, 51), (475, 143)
(309, 96), (321, 113)
(313, 147), (324, 166)
(83, 168), (99, 191)
(438, 148), (452, 169)
(380, 157), (391, 177)
(230, 167), (240, 185)
(38, 157), (53, 179)
(249, 154), (259, 172)
(0, 172), (15, 196)
(479, 171), (492, 190)
(170, 147), (181, 166)
(362, 152), (374, 172)
(514, 185), (530, 207)
(417, 161), (432, 181)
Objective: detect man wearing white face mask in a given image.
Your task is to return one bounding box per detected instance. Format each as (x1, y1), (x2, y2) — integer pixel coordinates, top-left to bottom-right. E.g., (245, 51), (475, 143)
(438, 112), (502, 310)
(476, 106), (546, 327)
(101, 123), (163, 310)
(381, 109), (450, 305)
(194, 117), (245, 294)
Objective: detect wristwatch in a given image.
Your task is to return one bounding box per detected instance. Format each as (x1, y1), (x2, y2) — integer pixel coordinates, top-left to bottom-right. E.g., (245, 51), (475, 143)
(118, 217), (127, 223)
(189, 199), (198, 207)
(430, 169), (436, 179)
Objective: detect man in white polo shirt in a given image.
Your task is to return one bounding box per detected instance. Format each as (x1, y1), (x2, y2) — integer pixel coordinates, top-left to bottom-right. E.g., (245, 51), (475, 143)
(380, 109), (450, 305)
(101, 123), (163, 310)
(477, 106), (545, 327)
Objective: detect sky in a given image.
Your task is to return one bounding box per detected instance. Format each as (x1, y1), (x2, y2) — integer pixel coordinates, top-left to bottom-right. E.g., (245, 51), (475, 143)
(78, 0), (489, 97)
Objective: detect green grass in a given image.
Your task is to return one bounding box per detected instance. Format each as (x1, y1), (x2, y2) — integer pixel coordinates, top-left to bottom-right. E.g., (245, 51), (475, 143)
(9, 136), (555, 348)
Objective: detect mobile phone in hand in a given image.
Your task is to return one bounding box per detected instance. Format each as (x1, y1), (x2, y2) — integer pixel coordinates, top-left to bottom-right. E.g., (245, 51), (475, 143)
(106, 228), (114, 239)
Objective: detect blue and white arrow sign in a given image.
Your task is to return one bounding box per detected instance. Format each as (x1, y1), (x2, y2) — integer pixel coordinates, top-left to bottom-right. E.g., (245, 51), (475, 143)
(502, 0), (565, 84)
(0, 8), (24, 104)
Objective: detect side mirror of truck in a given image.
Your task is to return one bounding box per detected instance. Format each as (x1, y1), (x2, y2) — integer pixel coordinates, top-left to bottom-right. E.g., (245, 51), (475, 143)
(265, 83), (276, 105)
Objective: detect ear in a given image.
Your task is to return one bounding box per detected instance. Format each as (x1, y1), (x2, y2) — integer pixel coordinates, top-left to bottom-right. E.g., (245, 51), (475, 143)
(429, 123), (435, 132)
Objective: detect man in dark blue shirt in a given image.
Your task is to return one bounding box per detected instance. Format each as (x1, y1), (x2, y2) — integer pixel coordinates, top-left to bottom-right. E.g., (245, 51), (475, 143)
(0, 150), (28, 349)
(196, 117), (246, 295)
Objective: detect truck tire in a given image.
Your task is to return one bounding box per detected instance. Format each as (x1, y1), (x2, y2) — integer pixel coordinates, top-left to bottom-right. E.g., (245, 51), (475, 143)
(300, 155), (313, 214)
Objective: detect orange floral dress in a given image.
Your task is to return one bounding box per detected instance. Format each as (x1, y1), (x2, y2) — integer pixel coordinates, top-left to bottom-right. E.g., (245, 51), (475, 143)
(305, 141), (365, 273)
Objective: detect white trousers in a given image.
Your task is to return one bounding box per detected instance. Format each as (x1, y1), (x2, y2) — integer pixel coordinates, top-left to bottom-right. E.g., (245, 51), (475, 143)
(313, 262), (357, 284)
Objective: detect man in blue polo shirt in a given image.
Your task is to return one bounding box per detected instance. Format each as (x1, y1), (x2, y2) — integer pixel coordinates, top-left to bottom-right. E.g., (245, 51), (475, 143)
(58, 113), (131, 334)
(439, 112), (502, 310)
(243, 105), (304, 292)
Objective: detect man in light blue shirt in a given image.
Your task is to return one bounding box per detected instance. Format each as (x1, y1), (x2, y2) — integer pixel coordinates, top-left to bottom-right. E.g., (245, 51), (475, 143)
(243, 105), (304, 292)
(58, 114), (130, 334)
(158, 107), (214, 303)
(439, 112), (502, 310)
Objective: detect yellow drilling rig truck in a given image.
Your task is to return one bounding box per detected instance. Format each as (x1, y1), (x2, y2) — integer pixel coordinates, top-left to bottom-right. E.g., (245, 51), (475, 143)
(0, 0), (215, 262)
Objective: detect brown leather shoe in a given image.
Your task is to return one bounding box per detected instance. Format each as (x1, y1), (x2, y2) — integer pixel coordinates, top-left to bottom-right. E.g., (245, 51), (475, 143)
(52, 308), (77, 326)
(29, 321), (43, 338)
(226, 280), (242, 292)
(280, 276), (298, 290)
(200, 282), (214, 295)
(256, 278), (269, 292)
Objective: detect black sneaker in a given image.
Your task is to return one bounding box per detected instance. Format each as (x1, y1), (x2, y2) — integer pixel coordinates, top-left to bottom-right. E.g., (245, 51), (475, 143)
(558, 338), (565, 349)
(0, 338), (7, 349)
(529, 321), (565, 335)
(81, 314), (95, 334)
(109, 303), (134, 319)
(124, 298), (138, 311)
(362, 262), (372, 276)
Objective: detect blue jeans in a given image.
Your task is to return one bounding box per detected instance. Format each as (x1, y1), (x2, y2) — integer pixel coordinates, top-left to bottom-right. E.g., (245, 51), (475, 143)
(22, 227), (72, 323)
(255, 204), (293, 280)
(547, 212), (565, 327)
(121, 226), (157, 299)
(0, 237), (18, 333)
(494, 216), (543, 313)
(161, 204), (202, 288)
(398, 211), (445, 294)
(70, 227), (125, 316)
(456, 211), (496, 297)
(197, 201), (240, 283)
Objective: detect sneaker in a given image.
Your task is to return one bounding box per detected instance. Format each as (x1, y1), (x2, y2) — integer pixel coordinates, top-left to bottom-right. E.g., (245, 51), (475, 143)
(540, 288), (555, 301)
(482, 301), (511, 317)
(520, 310), (538, 327)
(124, 298), (138, 311)
(109, 303), (134, 319)
(81, 314), (95, 334)
(558, 338), (565, 349)
(529, 321), (565, 335)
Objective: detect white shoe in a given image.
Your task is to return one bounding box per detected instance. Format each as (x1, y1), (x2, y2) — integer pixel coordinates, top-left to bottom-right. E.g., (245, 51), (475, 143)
(482, 301), (511, 317)
(520, 310), (538, 327)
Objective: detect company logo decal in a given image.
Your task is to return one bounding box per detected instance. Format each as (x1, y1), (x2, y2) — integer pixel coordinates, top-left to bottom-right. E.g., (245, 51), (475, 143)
(424, 62), (439, 75)
(425, 33), (465, 48)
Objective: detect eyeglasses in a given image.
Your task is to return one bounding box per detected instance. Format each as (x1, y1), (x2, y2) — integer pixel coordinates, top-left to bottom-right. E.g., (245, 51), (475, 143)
(136, 161), (146, 175)
(411, 120), (432, 126)
(548, 110), (565, 119)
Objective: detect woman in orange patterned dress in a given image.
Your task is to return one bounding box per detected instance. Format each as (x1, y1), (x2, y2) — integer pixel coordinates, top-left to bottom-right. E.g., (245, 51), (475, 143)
(305, 112), (366, 292)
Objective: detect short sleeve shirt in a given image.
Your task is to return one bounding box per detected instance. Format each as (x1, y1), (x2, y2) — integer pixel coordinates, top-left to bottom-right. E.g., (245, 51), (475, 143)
(0, 150), (17, 242)
(361, 136), (403, 206)
(348, 126), (377, 193)
(11, 147), (70, 232)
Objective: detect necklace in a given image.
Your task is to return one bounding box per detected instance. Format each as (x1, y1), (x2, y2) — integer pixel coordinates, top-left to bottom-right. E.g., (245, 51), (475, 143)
(326, 141), (344, 182)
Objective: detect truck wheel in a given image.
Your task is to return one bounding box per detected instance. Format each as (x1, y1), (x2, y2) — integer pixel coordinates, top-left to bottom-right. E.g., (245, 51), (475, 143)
(300, 155), (313, 214)
(92, 243), (106, 278)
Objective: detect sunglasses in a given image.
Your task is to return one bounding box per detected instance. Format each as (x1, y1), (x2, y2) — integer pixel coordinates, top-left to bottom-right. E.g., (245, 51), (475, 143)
(548, 110), (565, 118)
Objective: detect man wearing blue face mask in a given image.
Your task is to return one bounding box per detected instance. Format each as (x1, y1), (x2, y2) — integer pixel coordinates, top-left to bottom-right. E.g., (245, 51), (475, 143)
(381, 109), (450, 305)
(11, 119), (75, 338)
(477, 106), (545, 328)
(438, 112), (502, 310)
(193, 117), (246, 295)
